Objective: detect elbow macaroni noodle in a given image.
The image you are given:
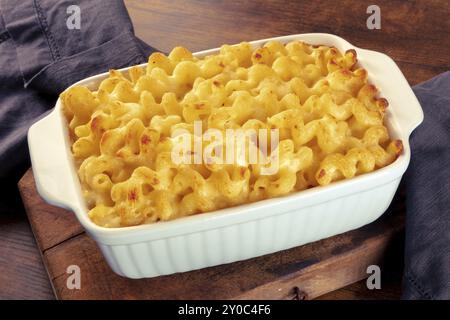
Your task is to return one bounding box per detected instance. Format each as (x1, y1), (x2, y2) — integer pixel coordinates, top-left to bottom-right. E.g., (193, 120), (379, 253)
(61, 40), (403, 227)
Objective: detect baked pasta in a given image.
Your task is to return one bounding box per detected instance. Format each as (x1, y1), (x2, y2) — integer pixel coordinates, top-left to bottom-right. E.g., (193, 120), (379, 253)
(61, 40), (403, 227)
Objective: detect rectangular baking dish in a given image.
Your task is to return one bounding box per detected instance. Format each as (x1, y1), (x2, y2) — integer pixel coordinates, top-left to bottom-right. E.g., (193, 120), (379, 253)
(28, 33), (423, 279)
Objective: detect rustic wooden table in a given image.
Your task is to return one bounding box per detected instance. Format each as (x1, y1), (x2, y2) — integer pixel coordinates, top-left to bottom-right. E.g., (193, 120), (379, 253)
(0, 0), (449, 300)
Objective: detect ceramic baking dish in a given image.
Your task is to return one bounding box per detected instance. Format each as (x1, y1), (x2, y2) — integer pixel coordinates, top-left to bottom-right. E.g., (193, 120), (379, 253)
(28, 33), (423, 279)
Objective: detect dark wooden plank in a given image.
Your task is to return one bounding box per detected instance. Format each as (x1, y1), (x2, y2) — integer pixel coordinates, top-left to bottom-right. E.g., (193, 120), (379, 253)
(42, 207), (403, 300)
(318, 226), (404, 300)
(0, 210), (54, 300)
(317, 277), (402, 300)
(18, 170), (84, 251)
(17, 168), (405, 300)
(125, 0), (450, 85)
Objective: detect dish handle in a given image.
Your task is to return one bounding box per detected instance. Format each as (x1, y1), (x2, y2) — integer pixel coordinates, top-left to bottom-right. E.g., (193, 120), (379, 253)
(28, 109), (80, 210)
(358, 49), (424, 137)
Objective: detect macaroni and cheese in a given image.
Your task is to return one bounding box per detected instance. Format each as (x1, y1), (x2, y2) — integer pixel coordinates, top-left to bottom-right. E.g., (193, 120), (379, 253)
(61, 40), (403, 227)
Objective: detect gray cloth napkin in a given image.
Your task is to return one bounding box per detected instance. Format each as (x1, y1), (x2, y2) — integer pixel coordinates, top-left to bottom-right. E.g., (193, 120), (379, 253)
(0, 0), (156, 213)
(403, 71), (450, 299)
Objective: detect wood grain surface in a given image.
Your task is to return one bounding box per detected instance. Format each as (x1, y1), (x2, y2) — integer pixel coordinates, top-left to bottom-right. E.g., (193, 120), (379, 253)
(18, 169), (405, 300)
(1, 0), (449, 299)
(0, 209), (54, 299)
(125, 0), (450, 85)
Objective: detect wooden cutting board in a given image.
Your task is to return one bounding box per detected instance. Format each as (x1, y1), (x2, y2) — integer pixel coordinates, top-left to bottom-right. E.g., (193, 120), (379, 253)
(18, 168), (404, 300)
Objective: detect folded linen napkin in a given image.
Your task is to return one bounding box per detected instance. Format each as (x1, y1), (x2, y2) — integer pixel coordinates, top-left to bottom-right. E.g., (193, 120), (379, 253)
(403, 71), (450, 299)
(0, 0), (156, 213)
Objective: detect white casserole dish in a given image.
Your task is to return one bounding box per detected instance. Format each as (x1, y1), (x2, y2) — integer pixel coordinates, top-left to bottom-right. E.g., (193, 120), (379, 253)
(28, 33), (423, 279)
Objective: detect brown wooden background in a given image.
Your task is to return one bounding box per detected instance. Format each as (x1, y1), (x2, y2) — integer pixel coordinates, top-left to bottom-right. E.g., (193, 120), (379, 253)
(0, 0), (449, 299)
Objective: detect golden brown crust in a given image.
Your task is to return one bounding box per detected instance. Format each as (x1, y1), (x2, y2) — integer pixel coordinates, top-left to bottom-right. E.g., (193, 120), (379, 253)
(62, 40), (401, 227)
